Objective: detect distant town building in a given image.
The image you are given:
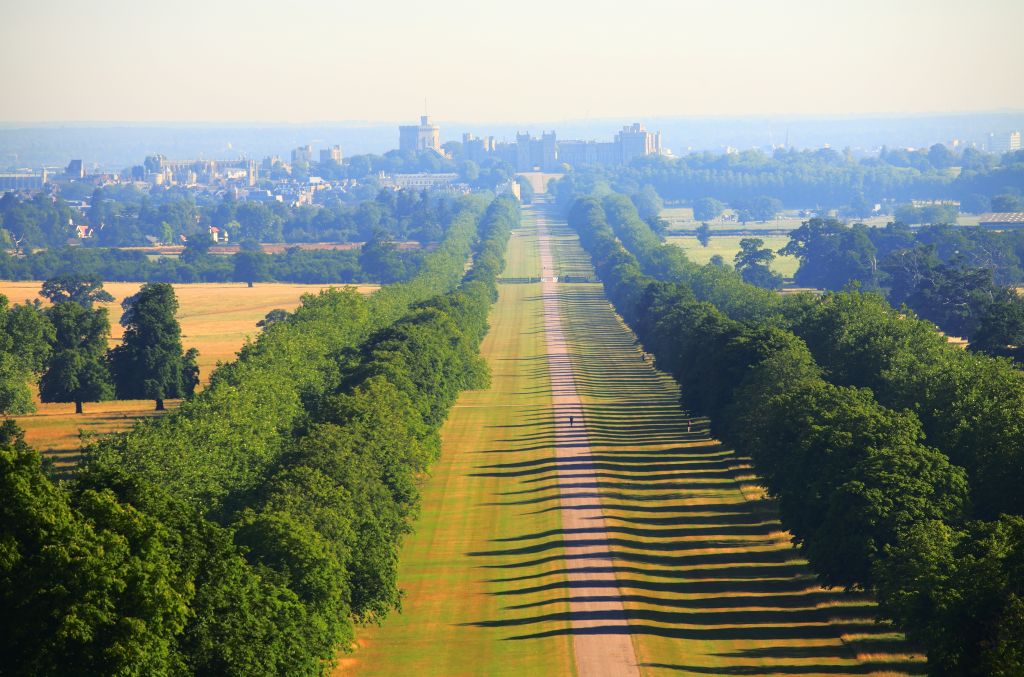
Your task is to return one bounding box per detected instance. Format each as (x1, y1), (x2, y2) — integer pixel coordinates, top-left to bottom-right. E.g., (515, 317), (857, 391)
(557, 139), (620, 167)
(65, 159), (85, 179)
(464, 122), (664, 171)
(319, 145), (343, 164)
(616, 123), (662, 163)
(979, 212), (1024, 227)
(291, 145), (313, 166)
(988, 131), (1021, 153)
(142, 155), (257, 187)
(0, 170), (47, 191)
(516, 132), (558, 172)
(399, 116), (441, 154)
(462, 133), (497, 164)
(383, 172), (459, 190)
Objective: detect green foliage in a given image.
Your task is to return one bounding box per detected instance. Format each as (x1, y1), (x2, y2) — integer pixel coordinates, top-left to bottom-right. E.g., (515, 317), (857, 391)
(875, 516), (1024, 676)
(0, 421), (189, 676)
(780, 218), (879, 289)
(0, 296), (53, 414)
(232, 250), (272, 287)
(39, 300), (113, 412)
(110, 283), (199, 408)
(734, 237), (783, 289)
(692, 197), (725, 222)
(695, 221), (711, 247)
(40, 274), (115, 309)
(567, 189), (1024, 672)
(0, 192), (518, 675)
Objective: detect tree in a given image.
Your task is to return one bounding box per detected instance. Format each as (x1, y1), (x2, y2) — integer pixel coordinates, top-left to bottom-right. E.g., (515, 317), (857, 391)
(109, 283), (199, 410)
(514, 176), (535, 204)
(734, 238), (783, 289)
(695, 222), (712, 247)
(992, 194), (1023, 212)
(781, 218), (879, 290)
(359, 229), (406, 283)
(631, 185), (664, 222)
(0, 298), (53, 415)
(39, 301), (113, 414)
(736, 195), (782, 223)
(0, 420), (189, 675)
(40, 274), (114, 309)
(967, 288), (1024, 358)
(257, 309), (290, 328)
(180, 235), (212, 265)
(693, 197), (725, 222)
(232, 250), (271, 288)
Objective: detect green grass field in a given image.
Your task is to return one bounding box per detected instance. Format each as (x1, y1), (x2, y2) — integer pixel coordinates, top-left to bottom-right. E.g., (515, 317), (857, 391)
(667, 235), (800, 278)
(337, 213), (574, 676)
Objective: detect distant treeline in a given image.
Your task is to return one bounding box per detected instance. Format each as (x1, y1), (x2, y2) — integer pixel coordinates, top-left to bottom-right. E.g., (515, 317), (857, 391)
(1, 186), (459, 249)
(552, 146), (1024, 216)
(568, 193), (1024, 676)
(0, 194), (519, 674)
(0, 236), (423, 285)
(778, 219), (1024, 352)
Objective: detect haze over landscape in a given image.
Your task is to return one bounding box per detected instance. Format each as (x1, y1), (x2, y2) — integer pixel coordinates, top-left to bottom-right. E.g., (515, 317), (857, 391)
(3, 0), (1024, 122)
(2, 2), (1024, 676)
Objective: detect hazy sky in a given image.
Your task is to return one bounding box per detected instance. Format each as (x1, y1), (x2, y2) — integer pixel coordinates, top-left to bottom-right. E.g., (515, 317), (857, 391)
(3, 0), (1022, 123)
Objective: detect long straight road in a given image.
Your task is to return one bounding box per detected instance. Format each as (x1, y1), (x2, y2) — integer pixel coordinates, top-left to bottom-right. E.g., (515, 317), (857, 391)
(538, 211), (641, 677)
(339, 203), (921, 676)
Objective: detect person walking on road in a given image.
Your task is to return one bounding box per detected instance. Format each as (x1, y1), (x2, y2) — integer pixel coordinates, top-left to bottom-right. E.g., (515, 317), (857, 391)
(569, 415), (574, 428)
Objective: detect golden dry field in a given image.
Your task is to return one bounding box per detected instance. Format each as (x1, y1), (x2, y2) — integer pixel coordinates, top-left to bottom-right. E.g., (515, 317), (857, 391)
(0, 281), (378, 467)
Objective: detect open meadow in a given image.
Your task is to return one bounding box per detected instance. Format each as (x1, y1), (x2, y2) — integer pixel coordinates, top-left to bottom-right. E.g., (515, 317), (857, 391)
(0, 280), (377, 466)
(662, 207), (980, 231)
(667, 235), (800, 278)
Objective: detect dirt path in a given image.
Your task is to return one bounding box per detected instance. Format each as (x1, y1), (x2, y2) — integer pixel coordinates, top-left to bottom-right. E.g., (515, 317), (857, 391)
(538, 213), (642, 677)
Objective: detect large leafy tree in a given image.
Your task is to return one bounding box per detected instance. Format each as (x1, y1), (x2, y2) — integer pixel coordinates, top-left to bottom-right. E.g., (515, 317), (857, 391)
(0, 297), (53, 414)
(693, 197), (725, 222)
(0, 420), (189, 675)
(232, 245), (271, 288)
(734, 237), (783, 289)
(109, 283), (199, 410)
(40, 274), (115, 309)
(39, 300), (113, 414)
(781, 218), (879, 290)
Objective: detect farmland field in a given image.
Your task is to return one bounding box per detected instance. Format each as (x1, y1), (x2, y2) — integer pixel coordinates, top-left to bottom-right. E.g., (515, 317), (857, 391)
(667, 235), (800, 278)
(341, 205), (922, 675)
(1, 280), (377, 467)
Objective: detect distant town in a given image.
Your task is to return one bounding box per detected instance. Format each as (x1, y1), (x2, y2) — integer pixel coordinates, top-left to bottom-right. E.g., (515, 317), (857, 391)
(0, 116), (669, 207)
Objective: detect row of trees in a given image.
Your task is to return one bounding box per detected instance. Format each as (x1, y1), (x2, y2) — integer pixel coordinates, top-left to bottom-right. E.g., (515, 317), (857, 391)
(0, 194), (518, 674)
(0, 186), (459, 250)
(0, 234), (424, 285)
(550, 146), (1024, 218)
(568, 193), (1023, 675)
(0, 275), (197, 415)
